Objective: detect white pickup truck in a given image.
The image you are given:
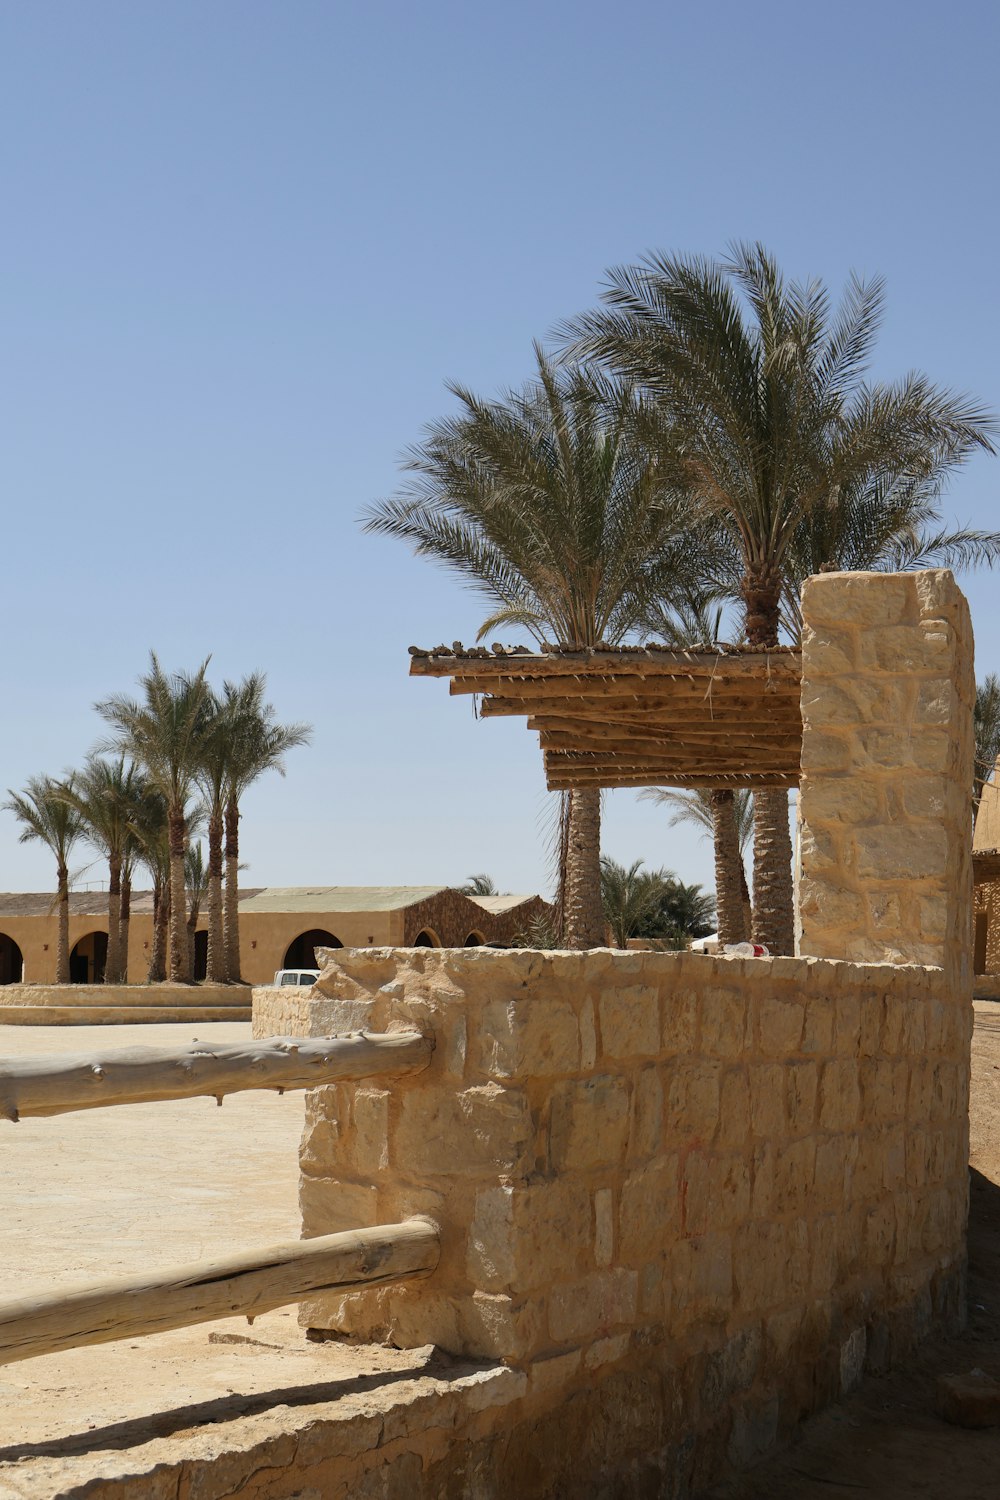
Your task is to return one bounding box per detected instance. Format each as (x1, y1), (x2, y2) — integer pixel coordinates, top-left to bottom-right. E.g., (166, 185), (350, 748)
(272, 968), (321, 988)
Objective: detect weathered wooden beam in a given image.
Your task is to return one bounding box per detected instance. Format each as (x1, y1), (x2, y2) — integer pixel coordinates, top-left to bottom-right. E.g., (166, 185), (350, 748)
(543, 750), (800, 773)
(410, 648), (800, 680)
(447, 672), (800, 698)
(0, 1032), (432, 1122)
(546, 770), (798, 789)
(536, 726), (799, 755)
(0, 1219), (440, 1366)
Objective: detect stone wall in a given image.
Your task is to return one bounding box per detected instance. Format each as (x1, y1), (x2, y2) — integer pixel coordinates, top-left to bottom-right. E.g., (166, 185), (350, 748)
(798, 569), (974, 976)
(254, 944), (969, 1494)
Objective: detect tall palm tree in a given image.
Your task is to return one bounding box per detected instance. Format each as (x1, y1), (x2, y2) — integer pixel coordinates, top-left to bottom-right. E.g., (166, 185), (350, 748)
(363, 347), (689, 947)
(221, 673), (311, 982)
(128, 784), (171, 982)
(185, 841), (208, 980)
(974, 676), (1000, 829)
(96, 655), (213, 982)
(193, 691), (230, 983)
(4, 776), (85, 983)
(54, 757), (141, 984)
(567, 244), (996, 952)
(641, 787), (753, 945)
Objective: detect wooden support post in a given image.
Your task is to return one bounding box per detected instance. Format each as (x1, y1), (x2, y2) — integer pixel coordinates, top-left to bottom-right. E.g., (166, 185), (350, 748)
(0, 1219), (440, 1365)
(0, 1031), (432, 1121)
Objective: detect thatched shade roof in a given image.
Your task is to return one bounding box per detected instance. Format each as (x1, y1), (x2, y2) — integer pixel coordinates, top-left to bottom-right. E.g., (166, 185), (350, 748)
(409, 643), (803, 791)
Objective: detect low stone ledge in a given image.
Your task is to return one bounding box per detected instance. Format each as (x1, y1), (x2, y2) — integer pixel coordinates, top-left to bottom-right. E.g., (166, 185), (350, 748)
(0, 983), (246, 1010)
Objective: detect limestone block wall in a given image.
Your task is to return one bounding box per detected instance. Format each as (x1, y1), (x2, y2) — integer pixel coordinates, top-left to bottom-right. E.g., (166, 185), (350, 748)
(798, 569), (974, 976)
(254, 946), (969, 1490)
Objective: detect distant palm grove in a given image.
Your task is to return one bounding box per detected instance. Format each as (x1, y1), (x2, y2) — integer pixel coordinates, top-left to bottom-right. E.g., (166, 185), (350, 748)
(4, 656), (310, 985)
(364, 243), (999, 954)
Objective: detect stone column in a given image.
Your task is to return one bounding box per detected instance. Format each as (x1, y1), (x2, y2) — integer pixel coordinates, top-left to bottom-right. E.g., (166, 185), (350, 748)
(797, 569), (974, 983)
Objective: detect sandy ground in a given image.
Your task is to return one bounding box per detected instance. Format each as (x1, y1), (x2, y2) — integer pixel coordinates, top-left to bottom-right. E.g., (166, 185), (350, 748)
(3, 1012), (1000, 1496)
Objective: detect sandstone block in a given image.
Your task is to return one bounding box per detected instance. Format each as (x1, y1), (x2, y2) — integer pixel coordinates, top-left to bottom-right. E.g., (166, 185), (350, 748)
(550, 1075), (630, 1171)
(801, 572), (913, 629)
(853, 824), (950, 882)
(395, 1082), (533, 1176)
(800, 730), (851, 772)
(683, 1151), (751, 1234)
(797, 780), (881, 825)
(666, 1058), (721, 1139)
(749, 1063), (785, 1137)
(673, 1231), (733, 1323)
(758, 995), (804, 1055)
(467, 1181), (592, 1290)
(801, 999), (834, 1055)
(813, 1134), (854, 1208)
(716, 1067), (751, 1147)
(785, 1062), (818, 1133)
(619, 1156), (680, 1259)
(819, 1059), (861, 1131)
(662, 986), (699, 1053)
(548, 1268), (638, 1343)
(800, 623), (857, 672)
(936, 1371), (1000, 1428)
(299, 1177), (379, 1237)
(478, 996), (581, 1078)
(628, 1065), (663, 1162)
(700, 986), (751, 1056)
(594, 1187), (614, 1267)
(460, 1290), (547, 1360)
(349, 1087), (390, 1176)
(599, 984), (660, 1059)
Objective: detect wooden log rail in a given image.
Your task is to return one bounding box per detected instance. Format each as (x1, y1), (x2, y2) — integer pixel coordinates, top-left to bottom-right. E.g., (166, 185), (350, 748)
(0, 1219), (440, 1366)
(0, 1032), (431, 1121)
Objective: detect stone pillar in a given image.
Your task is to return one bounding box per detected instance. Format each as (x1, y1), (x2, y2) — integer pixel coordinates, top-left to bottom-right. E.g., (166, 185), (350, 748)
(797, 569), (974, 982)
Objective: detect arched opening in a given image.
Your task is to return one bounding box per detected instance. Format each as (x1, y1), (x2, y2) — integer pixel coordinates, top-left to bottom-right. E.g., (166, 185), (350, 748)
(193, 929), (208, 982)
(283, 929), (341, 969)
(464, 931), (485, 947)
(413, 929), (441, 948)
(70, 931), (108, 984)
(0, 934), (23, 984)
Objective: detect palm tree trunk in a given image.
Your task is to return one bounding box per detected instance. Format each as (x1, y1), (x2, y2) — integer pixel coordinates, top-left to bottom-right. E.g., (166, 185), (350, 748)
(120, 870), (131, 984)
(564, 788), (604, 948)
(56, 862), (70, 984)
(187, 906), (199, 980)
(743, 567), (795, 955)
(224, 795), (241, 982)
(167, 802), (190, 982)
(751, 788), (795, 954)
(106, 853), (123, 984)
(739, 857), (752, 941)
(710, 790), (748, 946)
(148, 877), (168, 983)
(206, 808), (225, 982)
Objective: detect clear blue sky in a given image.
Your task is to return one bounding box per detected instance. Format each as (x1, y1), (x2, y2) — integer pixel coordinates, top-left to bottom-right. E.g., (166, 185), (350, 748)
(0, 0), (996, 899)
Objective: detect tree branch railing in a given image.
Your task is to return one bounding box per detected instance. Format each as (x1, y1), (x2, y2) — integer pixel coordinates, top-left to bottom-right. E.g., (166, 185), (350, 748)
(2, 1029), (441, 1364)
(0, 1031), (432, 1120)
(0, 1219), (440, 1366)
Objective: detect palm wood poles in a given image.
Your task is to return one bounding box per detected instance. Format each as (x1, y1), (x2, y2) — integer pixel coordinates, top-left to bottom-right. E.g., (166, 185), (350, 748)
(568, 244), (997, 953)
(55, 757), (141, 984)
(96, 656), (213, 983)
(194, 693), (230, 982)
(4, 776), (85, 984)
(185, 841), (208, 979)
(220, 674), (310, 982)
(364, 349), (687, 947)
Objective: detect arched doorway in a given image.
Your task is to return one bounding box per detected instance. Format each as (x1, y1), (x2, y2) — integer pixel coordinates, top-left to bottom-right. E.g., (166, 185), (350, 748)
(283, 929), (341, 968)
(193, 930), (208, 981)
(0, 934), (23, 984)
(70, 931), (108, 984)
(464, 931), (485, 947)
(413, 929), (441, 947)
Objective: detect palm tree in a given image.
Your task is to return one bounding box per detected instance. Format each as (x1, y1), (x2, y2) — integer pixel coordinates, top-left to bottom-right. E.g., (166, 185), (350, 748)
(460, 874), (498, 896)
(54, 757), (141, 984)
(128, 784), (171, 982)
(221, 673), (311, 982)
(4, 776), (85, 983)
(974, 676), (1000, 828)
(185, 841), (208, 980)
(641, 786), (753, 945)
(363, 347), (689, 948)
(193, 691), (230, 983)
(567, 244), (996, 952)
(96, 655), (213, 982)
(600, 856), (671, 949)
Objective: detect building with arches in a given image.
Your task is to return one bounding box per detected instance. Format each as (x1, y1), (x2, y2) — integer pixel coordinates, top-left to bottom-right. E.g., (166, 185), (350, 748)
(0, 885), (552, 987)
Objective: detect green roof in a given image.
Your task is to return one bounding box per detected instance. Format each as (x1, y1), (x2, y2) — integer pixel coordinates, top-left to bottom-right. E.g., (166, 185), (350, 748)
(236, 886), (449, 914)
